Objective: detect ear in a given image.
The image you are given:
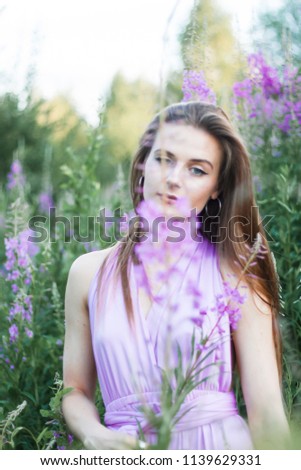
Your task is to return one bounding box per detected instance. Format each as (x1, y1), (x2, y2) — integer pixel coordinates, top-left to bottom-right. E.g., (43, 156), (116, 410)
(211, 189), (219, 200)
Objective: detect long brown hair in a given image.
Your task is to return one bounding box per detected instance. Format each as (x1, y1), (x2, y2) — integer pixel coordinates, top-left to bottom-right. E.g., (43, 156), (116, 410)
(96, 101), (282, 379)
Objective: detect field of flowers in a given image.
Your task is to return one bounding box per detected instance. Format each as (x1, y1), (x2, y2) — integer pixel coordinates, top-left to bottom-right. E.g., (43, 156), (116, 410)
(0, 52), (300, 449)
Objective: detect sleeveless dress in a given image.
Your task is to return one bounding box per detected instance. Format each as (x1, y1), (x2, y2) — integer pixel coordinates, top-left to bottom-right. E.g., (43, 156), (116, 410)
(88, 237), (254, 450)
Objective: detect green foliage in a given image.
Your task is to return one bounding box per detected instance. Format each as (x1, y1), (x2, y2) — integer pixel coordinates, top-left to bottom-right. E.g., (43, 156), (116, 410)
(0, 91), (90, 204)
(0, 116), (113, 449)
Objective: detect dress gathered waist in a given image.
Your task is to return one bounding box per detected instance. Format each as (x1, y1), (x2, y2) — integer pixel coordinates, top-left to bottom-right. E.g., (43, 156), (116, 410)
(104, 389), (239, 433)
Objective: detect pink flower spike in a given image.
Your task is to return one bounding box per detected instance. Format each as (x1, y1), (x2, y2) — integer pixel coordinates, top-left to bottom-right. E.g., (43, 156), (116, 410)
(25, 328), (33, 338)
(182, 70), (217, 104)
(9, 324), (19, 342)
(191, 316), (204, 328)
(246, 273), (259, 279)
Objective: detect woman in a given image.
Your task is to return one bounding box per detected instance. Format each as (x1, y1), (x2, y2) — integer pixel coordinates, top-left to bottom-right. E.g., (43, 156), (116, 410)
(62, 101), (290, 449)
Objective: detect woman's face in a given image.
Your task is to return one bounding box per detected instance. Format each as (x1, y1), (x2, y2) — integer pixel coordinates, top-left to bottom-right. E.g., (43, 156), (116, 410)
(142, 123), (222, 217)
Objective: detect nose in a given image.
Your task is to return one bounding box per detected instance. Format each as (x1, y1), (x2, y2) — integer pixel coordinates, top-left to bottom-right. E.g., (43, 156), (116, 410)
(165, 165), (182, 189)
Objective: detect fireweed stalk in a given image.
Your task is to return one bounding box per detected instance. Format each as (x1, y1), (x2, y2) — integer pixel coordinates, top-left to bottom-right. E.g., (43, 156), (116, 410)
(6, 160), (26, 191)
(128, 198), (263, 449)
(3, 160), (40, 368)
(182, 70), (217, 105)
(4, 230), (39, 345)
(2, 160), (72, 450)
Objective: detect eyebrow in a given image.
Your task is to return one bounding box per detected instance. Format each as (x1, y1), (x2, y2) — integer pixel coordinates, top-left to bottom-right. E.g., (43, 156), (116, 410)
(153, 149), (214, 170)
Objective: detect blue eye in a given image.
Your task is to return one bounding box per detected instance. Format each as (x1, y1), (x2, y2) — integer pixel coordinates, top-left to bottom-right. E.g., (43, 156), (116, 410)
(191, 168), (207, 176)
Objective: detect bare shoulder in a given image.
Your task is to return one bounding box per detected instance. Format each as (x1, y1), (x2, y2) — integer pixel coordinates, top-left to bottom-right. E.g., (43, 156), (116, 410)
(67, 242), (121, 305)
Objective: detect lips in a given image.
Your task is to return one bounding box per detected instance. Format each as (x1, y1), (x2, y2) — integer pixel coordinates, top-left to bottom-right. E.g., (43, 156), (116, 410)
(157, 193), (178, 204)
(157, 193), (178, 201)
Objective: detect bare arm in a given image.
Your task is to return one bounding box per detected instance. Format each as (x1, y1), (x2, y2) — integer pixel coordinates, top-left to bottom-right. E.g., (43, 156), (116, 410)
(62, 250), (138, 450)
(232, 282), (291, 449)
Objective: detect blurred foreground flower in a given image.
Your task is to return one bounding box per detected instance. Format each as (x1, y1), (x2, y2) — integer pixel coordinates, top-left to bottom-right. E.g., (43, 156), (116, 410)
(130, 198), (259, 449)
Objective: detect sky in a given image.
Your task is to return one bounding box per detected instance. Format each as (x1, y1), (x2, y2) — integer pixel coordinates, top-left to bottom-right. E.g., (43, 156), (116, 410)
(0, 0), (284, 125)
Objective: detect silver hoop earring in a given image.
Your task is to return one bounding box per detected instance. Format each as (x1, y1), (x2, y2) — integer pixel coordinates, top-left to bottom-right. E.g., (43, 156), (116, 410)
(205, 197), (222, 217)
(138, 175), (144, 186)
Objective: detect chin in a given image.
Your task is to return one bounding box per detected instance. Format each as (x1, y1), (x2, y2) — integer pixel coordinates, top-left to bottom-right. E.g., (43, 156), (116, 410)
(158, 202), (186, 218)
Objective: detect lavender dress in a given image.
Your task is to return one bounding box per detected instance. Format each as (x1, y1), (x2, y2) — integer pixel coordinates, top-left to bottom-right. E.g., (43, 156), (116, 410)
(88, 237), (253, 449)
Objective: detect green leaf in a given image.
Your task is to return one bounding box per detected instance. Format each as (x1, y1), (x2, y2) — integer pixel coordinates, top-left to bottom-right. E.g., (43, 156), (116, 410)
(277, 200), (292, 213)
(60, 165), (73, 177)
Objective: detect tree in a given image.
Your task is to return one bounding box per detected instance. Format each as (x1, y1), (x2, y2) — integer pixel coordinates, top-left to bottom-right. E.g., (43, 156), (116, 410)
(0, 91), (90, 201)
(0, 93), (51, 196)
(99, 72), (158, 188)
(255, 0), (301, 65)
(36, 94), (90, 196)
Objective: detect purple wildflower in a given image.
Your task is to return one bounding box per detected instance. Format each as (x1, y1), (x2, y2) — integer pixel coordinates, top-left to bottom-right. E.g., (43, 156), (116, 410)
(191, 310), (207, 329)
(134, 197), (203, 324)
(19, 229), (40, 258)
(8, 270), (20, 281)
(7, 160), (26, 190)
(195, 339), (209, 354)
(233, 52), (301, 134)
(38, 191), (54, 212)
(134, 197), (198, 273)
(9, 324), (19, 342)
(182, 70), (217, 105)
(233, 78), (253, 102)
(25, 328), (33, 338)
(186, 278), (203, 310)
(9, 304), (22, 318)
(4, 229), (36, 347)
(248, 53), (282, 98)
(222, 281), (247, 305)
(212, 280), (248, 331)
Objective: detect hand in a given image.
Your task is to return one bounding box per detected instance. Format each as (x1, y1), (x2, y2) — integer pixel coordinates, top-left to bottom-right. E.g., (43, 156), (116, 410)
(83, 428), (139, 450)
